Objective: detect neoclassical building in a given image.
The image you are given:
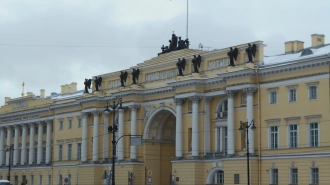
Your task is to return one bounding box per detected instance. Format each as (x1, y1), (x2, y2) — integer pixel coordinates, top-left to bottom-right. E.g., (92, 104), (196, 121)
(0, 33), (329, 185)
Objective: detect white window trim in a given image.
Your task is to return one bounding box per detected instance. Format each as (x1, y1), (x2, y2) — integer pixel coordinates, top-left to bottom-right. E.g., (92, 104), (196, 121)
(77, 142), (82, 160)
(67, 117), (73, 129)
(306, 81), (319, 100)
(310, 167), (319, 184)
(39, 174), (42, 185)
(286, 123), (299, 148)
(76, 116), (82, 128)
(267, 87), (279, 105)
(67, 144), (72, 160)
(268, 125), (280, 149)
(57, 118), (64, 130)
(307, 122), (320, 147)
(286, 84), (298, 103)
(289, 168), (298, 184)
(269, 168), (278, 184)
(214, 121), (227, 152)
(58, 145), (63, 161)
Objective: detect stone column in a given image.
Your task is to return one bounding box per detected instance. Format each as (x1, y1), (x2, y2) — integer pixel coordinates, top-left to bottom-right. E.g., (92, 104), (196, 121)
(21, 123), (27, 165)
(244, 88), (257, 155)
(204, 97), (212, 155)
(81, 112), (89, 163)
(6, 126), (12, 166)
(189, 96), (201, 158)
(92, 111), (101, 163)
(45, 120), (52, 165)
(29, 123), (35, 165)
(13, 125), (19, 166)
(103, 111), (110, 163)
(174, 98), (184, 159)
(0, 127), (4, 166)
(226, 90), (237, 156)
(117, 107), (125, 161)
(129, 105), (140, 161)
(37, 122), (44, 164)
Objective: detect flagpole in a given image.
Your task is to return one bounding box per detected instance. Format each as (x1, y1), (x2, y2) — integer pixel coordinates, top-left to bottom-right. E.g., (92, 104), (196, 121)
(186, 0), (188, 39)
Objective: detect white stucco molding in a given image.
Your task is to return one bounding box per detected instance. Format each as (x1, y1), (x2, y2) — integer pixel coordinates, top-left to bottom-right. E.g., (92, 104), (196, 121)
(264, 118), (281, 127)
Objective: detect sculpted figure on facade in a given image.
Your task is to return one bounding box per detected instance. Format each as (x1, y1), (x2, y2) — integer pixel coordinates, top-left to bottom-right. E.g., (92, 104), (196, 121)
(94, 76), (102, 91)
(192, 55), (202, 73)
(158, 32), (190, 55)
(120, 71), (128, 87)
(84, 79), (91, 93)
(227, 47), (239, 67)
(132, 68), (140, 84)
(245, 43), (257, 63)
(176, 58), (186, 76)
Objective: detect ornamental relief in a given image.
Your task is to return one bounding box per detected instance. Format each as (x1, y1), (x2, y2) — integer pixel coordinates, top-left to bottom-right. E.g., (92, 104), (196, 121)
(12, 101), (28, 110)
(207, 57), (229, 70)
(108, 80), (121, 88)
(145, 68), (177, 82)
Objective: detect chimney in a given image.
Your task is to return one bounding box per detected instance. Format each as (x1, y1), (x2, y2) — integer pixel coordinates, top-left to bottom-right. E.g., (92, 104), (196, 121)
(40, 89), (45, 99)
(70, 82), (77, 93)
(26, 92), (33, 96)
(4, 97), (11, 105)
(61, 85), (65, 94)
(285, 40), (304, 54)
(64, 84), (70, 94)
(311, 34), (325, 47)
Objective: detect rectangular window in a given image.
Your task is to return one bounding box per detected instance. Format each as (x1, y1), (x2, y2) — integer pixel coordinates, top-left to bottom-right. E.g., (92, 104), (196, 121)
(20, 129), (23, 137)
(26, 149), (29, 164)
(311, 168), (319, 184)
(43, 148), (46, 162)
(217, 127), (227, 154)
(28, 128), (30, 136)
(34, 148), (37, 164)
(289, 124), (298, 148)
(18, 149), (21, 164)
(48, 175), (51, 185)
(309, 86), (317, 99)
(270, 91), (277, 104)
(271, 169), (278, 184)
(59, 121), (63, 130)
(68, 120), (72, 129)
(13, 130), (15, 137)
(58, 145), (63, 161)
(310, 122), (319, 147)
(270, 126), (278, 149)
(77, 143), (82, 160)
(68, 174), (71, 185)
(39, 175), (42, 185)
(78, 118), (82, 128)
(5, 131), (7, 138)
(35, 128), (38, 135)
(43, 126), (47, 134)
(213, 171), (224, 184)
(289, 89), (296, 102)
(290, 168), (298, 184)
(234, 174), (239, 184)
(31, 175), (34, 185)
(68, 144), (72, 160)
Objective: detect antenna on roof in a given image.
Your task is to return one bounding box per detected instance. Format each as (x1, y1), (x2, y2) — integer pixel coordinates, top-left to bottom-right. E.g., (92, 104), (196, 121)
(186, 0), (188, 39)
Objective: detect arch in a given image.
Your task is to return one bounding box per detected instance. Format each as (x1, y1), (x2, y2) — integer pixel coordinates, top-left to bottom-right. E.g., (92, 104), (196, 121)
(206, 167), (225, 184)
(143, 106), (176, 139)
(215, 97), (228, 118)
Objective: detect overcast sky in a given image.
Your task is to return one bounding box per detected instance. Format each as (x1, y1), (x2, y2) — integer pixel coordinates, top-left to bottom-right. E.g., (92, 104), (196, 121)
(1, 0), (329, 106)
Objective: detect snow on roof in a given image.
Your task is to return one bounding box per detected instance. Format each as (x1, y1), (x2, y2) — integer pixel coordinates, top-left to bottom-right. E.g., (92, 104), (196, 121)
(264, 44), (330, 65)
(51, 90), (84, 101)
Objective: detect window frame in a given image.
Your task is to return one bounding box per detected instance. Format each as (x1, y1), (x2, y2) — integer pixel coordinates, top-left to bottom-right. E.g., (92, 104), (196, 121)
(67, 143), (72, 160)
(287, 124), (299, 148)
(289, 168), (298, 184)
(308, 122), (320, 147)
(67, 117), (73, 129)
(306, 81), (319, 100)
(270, 168), (278, 184)
(58, 145), (63, 161)
(286, 84), (298, 103)
(310, 167), (319, 184)
(267, 88), (279, 105)
(77, 143), (82, 160)
(268, 126), (279, 149)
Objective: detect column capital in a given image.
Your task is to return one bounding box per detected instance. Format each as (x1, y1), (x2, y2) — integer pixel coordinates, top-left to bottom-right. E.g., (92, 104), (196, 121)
(45, 120), (53, 124)
(5, 125), (12, 129)
(28, 122), (37, 127)
(204, 97), (213, 105)
(189, 96), (202, 103)
(81, 112), (89, 118)
(243, 87), (258, 95)
(91, 111), (102, 115)
(129, 105), (141, 111)
(225, 90), (237, 98)
(13, 124), (20, 128)
(20, 123), (28, 127)
(173, 98), (185, 106)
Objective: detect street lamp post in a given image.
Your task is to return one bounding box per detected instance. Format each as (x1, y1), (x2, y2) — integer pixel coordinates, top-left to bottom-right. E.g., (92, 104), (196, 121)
(105, 98), (123, 185)
(6, 145), (12, 181)
(239, 120), (256, 185)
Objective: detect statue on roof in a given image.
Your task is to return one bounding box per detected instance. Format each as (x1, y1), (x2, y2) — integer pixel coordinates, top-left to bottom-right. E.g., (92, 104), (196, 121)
(84, 79), (92, 93)
(185, 38), (190, 49)
(132, 68), (140, 84)
(176, 58), (186, 76)
(120, 71), (128, 87)
(246, 43), (257, 63)
(192, 55), (202, 73)
(227, 47), (239, 67)
(158, 32), (190, 55)
(171, 32), (178, 50)
(94, 76), (102, 91)
(178, 37), (185, 49)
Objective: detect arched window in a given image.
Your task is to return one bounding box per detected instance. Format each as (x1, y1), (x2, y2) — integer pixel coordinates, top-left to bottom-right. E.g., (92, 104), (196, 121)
(212, 170), (224, 184)
(216, 99), (228, 118)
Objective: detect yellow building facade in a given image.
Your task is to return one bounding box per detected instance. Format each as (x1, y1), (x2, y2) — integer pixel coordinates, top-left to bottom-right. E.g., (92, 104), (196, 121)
(0, 33), (329, 185)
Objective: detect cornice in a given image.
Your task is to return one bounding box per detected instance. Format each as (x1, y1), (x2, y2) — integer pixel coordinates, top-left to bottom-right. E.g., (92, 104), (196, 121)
(0, 107), (48, 120)
(218, 68), (256, 81)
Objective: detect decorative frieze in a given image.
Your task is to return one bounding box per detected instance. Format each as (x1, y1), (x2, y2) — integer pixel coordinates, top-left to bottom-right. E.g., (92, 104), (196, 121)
(145, 68), (177, 82)
(108, 80), (121, 89)
(12, 101), (28, 110)
(207, 57), (229, 70)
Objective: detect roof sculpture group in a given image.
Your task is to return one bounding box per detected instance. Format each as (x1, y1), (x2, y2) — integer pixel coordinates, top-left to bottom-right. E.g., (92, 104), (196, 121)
(83, 32), (258, 93)
(158, 32), (189, 56)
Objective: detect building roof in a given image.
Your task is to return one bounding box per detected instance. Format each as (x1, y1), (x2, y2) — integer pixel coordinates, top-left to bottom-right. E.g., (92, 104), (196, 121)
(264, 44), (330, 65)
